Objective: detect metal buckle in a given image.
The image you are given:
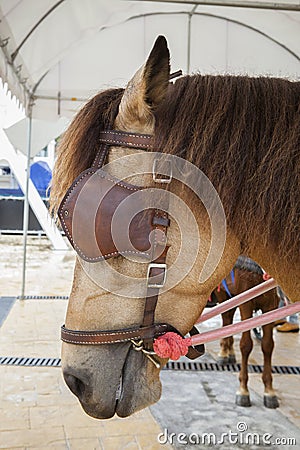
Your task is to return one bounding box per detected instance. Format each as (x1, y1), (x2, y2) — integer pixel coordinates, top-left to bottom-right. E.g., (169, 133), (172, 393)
(152, 158), (172, 184)
(147, 263), (167, 288)
(131, 339), (161, 368)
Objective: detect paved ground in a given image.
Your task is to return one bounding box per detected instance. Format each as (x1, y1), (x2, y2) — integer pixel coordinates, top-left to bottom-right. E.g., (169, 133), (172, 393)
(0, 299), (169, 450)
(0, 297), (16, 326)
(151, 312), (300, 450)
(0, 297), (299, 449)
(152, 367), (300, 450)
(0, 235), (299, 449)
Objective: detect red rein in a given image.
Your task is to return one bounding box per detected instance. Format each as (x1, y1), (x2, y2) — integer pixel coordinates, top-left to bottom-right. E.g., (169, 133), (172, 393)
(153, 278), (300, 361)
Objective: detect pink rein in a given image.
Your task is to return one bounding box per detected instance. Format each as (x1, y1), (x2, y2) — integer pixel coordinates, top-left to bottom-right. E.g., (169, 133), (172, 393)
(154, 278), (300, 360)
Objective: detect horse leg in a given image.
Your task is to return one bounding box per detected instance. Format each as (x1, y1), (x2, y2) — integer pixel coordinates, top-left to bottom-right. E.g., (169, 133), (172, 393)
(217, 308), (236, 364)
(236, 304), (253, 407)
(261, 323), (279, 408)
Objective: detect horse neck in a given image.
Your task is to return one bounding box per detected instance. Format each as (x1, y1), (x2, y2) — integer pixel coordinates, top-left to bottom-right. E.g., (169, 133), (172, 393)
(246, 245), (299, 302)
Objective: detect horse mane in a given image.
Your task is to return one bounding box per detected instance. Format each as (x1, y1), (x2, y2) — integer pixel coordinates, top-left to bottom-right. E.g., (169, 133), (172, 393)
(234, 256), (263, 275)
(49, 88), (124, 216)
(50, 74), (299, 264)
(154, 74), (300, 263)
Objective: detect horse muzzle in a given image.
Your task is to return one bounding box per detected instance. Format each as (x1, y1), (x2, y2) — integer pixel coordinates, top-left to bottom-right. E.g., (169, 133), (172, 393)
(62, 341), (162, 418)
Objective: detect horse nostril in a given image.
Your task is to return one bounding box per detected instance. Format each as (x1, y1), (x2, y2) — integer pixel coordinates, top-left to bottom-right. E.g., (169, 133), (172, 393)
(63, 372), (86, 399)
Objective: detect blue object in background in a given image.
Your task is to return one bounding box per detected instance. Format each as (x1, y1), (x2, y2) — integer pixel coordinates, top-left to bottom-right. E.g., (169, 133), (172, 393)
(0, 161), (52, 199)
(30, 161), (52, 198)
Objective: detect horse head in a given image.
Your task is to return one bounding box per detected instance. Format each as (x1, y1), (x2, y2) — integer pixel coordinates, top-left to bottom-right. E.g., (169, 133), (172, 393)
(51, 35), (299, 419)
(50, 36), (239, 418)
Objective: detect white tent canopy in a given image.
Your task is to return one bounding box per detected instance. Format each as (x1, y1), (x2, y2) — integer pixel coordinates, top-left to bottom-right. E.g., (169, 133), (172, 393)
(0, 0), (299, 120)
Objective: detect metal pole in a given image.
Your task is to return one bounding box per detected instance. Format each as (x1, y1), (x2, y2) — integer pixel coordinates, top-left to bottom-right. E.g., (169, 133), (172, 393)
(187, 6), (197, 74)
(190, 302), (300, 346)
(135, 0), (300, 11)
(196, 278), (278, 323)
(20, 99), (33, 300)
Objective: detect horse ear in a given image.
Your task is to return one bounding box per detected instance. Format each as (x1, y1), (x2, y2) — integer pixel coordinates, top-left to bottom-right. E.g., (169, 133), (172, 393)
(144, 35), (170, 108)
(116, 35), (170, 131)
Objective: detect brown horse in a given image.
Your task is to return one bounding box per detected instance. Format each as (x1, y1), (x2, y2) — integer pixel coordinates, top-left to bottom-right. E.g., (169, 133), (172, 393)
(50, 36), (299, 418)
(211, 256), (279, 409)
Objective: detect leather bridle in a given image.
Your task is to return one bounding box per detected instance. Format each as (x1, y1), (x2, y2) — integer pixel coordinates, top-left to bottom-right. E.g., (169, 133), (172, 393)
(59, 129), (205, 368)
(58, 129), (300, 366)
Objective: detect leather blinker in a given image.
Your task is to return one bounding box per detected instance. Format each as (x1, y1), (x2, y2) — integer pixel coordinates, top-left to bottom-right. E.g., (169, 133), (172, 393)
(58, 169), (168, 262)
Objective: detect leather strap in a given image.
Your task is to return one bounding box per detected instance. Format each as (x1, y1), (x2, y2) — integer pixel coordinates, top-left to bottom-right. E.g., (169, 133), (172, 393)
(93, 129), (153, 170)
(97, 130), (170, 350)
(99, 130), (153, 150)
(61, 322), (205, 361)
(60, 128), (205, 361)
(142, 239), (169, 349)
(92, 143), (109, 169)
(186, 326), (205, 359)
(61, 323), (173, 345)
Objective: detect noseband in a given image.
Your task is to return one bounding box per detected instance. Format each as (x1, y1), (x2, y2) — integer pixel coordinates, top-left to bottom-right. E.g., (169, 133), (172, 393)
(59, 129), (204, 368)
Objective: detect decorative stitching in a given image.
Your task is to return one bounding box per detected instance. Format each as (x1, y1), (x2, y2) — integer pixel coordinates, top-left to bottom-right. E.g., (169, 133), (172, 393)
(60, 170), (95, 210)
(92, 149), (102, 168)
(101, 130), (152, 140)
(99, 138), (151, 149)
(59, 169), (157, 261)
(63, 327), (166, 337)
(77, 250), (151, 263)
(99, 131), (153, 149)
(92, 143), (109, 169)
(96, 172), (142, 191)
(61, 327), (168, 345)
(59, 170), (96, 253)
(63, 338), (130, 344)
(62, 334), (166, 345)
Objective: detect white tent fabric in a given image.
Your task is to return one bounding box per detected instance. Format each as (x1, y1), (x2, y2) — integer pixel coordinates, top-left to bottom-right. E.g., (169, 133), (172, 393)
(0, 0), (299, 120)
(5, 116), (69, 156)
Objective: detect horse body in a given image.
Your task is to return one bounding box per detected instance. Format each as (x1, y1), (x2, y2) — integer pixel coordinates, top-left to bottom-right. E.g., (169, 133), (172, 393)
(51, 36), (299, 418)
(213, 256), (280, 408)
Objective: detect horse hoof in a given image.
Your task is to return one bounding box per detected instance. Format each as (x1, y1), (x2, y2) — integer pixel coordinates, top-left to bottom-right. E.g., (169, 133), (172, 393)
(264, 395), (279, 409)
(228, 355), (236, 364)
(236, 394), (251, 407)
(217, 356), (229, 365)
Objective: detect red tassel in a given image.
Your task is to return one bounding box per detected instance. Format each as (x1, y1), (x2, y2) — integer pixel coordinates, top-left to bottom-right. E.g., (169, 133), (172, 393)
(263, 273), (271, 281)
(153, 332), (192, 360)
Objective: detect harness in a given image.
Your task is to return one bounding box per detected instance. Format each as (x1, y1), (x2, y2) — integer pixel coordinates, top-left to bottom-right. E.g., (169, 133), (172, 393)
(58, 130), (300, 367)
(221, 269), (235, 298)
(58, 129), (204, 367)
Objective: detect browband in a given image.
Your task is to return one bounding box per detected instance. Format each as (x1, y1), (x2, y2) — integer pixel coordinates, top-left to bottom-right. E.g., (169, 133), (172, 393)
(99, 130), (153, 149)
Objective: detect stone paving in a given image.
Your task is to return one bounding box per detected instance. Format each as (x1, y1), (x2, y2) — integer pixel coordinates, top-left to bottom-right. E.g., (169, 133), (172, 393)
(151, 321), (300, 450)
(0, 364), (165, 449)
(0, 299), (169, 449)
(150, 310), (300, 450)
(151, 367), (300, 450)
(1, 298), (299, 449)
